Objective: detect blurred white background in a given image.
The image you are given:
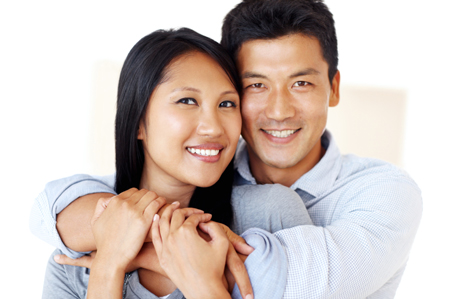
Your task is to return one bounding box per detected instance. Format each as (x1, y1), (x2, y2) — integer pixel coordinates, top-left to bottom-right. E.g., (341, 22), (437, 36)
(1, 0), (449, 297)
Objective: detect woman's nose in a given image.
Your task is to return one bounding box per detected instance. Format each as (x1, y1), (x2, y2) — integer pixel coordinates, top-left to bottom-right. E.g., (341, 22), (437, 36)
(196, 110), (225, 138)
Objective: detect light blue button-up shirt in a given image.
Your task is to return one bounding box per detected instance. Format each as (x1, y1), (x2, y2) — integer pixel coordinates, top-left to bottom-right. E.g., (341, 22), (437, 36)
(234, 130), (422, 298)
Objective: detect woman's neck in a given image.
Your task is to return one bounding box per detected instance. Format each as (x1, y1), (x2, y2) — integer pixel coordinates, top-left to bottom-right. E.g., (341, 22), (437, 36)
(139, 164), (195, 208)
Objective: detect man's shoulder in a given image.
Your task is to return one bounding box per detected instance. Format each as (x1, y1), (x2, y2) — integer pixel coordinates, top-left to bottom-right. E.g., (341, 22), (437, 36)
(337, 154), (421, 196)
(341, 154), (411, 179)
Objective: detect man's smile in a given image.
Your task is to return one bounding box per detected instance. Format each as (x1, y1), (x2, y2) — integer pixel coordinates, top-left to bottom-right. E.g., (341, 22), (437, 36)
(262, 129), (300, 138)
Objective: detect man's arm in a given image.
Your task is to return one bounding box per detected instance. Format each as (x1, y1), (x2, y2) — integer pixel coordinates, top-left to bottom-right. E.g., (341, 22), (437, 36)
(242, 173), (422, 298)
(57, 192), (114, 252)
(30, 175), (116, 258)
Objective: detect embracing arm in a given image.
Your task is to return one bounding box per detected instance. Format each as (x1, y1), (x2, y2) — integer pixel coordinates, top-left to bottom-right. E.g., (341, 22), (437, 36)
(239, 173), (422, 298)
(57, 192), (114, 252)
(29, 174), (117, 258)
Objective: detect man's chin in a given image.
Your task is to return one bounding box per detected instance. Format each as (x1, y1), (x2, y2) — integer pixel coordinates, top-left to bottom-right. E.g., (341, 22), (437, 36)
(258, 150), (304, 170)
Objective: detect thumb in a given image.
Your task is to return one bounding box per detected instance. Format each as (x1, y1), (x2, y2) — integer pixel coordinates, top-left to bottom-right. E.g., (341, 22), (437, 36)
(54, 253), (94, 269)
(91, 197), (112, 226)
(199, 222), (227, 243)
(232, 237), (254, 255)
(219, 224), (254, 255)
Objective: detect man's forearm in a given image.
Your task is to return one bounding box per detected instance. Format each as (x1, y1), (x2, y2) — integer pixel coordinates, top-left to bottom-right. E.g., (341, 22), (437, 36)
(56, 193), (114, 252)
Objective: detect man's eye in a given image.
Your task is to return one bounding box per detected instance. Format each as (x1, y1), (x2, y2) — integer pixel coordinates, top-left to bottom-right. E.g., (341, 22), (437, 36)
(248, 83), (265, 88)
(293, 81), (310, 87)
(219, 101), (237, 108)
(177, 98), (197, 105)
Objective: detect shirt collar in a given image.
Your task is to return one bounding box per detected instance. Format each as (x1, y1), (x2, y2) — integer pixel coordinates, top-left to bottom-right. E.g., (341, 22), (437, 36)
(234, 137), (257, 185)
(234, 130), (343, 198)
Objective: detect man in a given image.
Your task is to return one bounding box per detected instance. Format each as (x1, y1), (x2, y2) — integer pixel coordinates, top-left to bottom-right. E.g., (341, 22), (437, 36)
(30, 0), (422, 298)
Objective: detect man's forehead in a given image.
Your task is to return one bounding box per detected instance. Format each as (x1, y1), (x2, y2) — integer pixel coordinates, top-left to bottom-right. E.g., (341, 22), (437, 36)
(236, 34), (328, 77)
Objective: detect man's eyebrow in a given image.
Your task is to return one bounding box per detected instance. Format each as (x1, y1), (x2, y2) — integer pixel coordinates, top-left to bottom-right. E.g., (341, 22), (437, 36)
(241, 68), (320, 80)
(241, 72), (268, 79)
(289, 68), (320, 78)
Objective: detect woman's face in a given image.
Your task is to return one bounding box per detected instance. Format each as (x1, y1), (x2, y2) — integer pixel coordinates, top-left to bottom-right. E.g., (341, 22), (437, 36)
(138, 51), (241, 188)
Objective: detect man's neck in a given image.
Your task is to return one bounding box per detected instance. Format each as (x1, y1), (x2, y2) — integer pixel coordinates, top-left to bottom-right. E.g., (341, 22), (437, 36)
(248, 139), (324, 187)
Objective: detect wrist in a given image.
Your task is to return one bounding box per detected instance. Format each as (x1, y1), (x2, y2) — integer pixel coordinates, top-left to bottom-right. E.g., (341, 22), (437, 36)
(91, 252), (128, 275)
(88, 259), (126, 299)
(183, 279), (231, 299)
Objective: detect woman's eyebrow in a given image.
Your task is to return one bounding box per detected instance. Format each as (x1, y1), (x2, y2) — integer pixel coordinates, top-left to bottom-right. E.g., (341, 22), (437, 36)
(171, 87), (237, 96)
(171, 86), (201, 93)
(220, 90), (239, 96)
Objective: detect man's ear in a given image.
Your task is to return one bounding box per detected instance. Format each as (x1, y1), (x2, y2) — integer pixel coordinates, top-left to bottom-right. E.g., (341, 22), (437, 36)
(329, 70), (340, 107)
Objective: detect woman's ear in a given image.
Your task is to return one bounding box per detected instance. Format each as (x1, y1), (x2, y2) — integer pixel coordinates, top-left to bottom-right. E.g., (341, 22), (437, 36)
(137, 122), (144, 140)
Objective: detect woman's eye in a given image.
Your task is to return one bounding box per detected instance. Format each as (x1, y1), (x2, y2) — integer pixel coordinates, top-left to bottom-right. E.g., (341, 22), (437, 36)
(293, 81), (310, 87)
(248, 83), (265, 88)
(219, 101), (237, 108)
(177, 98), (197, 105)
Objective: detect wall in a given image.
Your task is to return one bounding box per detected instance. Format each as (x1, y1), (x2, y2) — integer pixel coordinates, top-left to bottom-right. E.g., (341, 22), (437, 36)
(1, 0), (448, 297)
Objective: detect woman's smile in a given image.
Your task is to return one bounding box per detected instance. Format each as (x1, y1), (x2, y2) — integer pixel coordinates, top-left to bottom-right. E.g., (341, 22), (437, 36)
(187, 143), (224, 162)
(138, 51), (241, 189)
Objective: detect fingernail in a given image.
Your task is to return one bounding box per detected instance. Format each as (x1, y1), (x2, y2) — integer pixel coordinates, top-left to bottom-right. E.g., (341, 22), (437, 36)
(172, 201), (179, 205)
(54, 255), (60, 261)
(153, 214), (159, 221)
(245, 295), (253, 299)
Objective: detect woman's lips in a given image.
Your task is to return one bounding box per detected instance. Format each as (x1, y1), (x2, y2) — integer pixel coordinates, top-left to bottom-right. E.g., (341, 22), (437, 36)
(186, 144), (224, 162)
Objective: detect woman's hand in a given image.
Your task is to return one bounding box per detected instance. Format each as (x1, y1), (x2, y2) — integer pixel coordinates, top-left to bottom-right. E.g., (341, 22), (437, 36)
(151, 204), (232, 299)
(91, 188), (166, 270)
(87, 188), (166, 299)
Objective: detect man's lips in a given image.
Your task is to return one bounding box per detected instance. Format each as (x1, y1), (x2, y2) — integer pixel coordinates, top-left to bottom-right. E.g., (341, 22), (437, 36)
(261, 128), (301, 138)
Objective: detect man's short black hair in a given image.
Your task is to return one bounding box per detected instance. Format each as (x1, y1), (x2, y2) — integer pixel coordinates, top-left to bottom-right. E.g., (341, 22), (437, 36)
(221, 0), (338, 83)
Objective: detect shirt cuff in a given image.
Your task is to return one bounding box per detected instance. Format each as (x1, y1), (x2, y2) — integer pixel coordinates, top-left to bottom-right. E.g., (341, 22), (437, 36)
(231, 228), (287, 299)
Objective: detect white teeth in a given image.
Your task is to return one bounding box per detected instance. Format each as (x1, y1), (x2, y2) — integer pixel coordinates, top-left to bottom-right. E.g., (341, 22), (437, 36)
(265, 130), (296, 138)
(187, 148), (220, 156)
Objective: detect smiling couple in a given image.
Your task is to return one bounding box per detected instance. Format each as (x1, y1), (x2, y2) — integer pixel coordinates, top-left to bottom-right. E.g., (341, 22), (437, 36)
(31, 1), (422, 299)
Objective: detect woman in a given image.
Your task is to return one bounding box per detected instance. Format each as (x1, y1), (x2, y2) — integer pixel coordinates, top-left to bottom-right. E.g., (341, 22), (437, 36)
(43, 27), (241, 299)
(41, 27), (312, 299)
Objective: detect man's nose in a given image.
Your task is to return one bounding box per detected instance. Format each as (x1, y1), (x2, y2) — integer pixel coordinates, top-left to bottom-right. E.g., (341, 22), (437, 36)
(264, 88), (295, 122)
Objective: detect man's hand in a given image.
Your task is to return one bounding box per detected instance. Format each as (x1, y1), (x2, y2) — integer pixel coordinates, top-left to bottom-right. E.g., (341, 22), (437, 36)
(54, 243), (168, 276)
(217, 224), (254, 297)
(54, 251), (96, 269)
(219, 223), (254, 255)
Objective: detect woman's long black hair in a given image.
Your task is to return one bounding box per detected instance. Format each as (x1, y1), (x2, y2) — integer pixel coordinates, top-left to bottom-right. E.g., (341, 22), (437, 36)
(114, 28), (241, 226)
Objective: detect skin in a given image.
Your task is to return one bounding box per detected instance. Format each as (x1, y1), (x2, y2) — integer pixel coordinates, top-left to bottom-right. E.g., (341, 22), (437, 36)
(138, 51), (241, 206)
(87, 51), (244, 298)
(237, 33), (340, 186)
(57, 32), (340, 299)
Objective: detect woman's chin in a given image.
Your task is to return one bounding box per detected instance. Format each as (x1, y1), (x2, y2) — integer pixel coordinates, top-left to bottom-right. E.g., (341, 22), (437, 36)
(187, 174), (222, 188)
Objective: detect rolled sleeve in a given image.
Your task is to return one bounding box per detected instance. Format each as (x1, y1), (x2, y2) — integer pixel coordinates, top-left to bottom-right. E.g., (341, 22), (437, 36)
(29, 174), (116, 258)
(231, 228), (288, 299)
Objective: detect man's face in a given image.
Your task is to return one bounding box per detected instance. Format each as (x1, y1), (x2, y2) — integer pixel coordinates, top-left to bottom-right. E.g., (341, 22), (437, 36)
(237, 34), (340, 176)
